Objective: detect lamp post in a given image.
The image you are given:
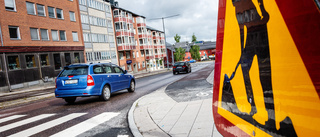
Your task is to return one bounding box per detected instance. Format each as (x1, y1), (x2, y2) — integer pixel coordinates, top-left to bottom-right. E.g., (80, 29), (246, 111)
(149, 14), (180, 69)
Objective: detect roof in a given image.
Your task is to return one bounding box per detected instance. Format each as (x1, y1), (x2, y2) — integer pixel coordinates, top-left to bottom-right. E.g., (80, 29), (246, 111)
(173, 41), (216, 52)
(111, 6), (145, 18)
(146, 26), (164, 33)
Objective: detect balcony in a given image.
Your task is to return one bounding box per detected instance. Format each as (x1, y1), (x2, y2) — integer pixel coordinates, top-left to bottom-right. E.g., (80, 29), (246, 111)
(117, 45), (136, 51)
(137, 23), (146, 27)
(140, 45), (153, 50)
(138, 34), (148, 39)
(114, 17), (127, 22)
(145, 55), (154, 60)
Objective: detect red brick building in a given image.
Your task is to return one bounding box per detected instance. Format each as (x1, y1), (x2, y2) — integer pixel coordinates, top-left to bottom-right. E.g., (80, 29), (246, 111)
(112, 7), (166, 73)
(0, 0), (85, 92)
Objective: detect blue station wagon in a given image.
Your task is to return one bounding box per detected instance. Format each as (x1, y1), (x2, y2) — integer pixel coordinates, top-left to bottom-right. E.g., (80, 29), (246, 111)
(55, 63), (135, 104)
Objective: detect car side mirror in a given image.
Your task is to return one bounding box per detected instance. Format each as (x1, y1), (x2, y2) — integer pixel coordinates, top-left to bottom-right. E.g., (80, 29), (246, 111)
(124, 70), (128, 74)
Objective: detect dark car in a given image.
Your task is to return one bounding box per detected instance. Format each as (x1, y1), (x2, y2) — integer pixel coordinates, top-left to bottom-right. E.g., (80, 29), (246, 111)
(173, 61), (191, 75)
(55, 63), (135, 104)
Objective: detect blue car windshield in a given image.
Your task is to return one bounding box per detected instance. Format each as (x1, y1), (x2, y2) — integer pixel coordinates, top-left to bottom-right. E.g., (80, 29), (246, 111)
(59, 67), (88, 77)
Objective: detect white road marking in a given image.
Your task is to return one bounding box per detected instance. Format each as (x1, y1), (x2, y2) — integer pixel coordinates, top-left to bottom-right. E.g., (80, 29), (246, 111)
(0, 115), (26, 124)
(8, 113), (86, 137)
(50, 112), (120, 137)
(117, 135), (129, 137)
(0, 114), (55, 132)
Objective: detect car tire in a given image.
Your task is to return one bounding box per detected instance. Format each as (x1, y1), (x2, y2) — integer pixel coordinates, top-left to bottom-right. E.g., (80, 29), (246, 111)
(128, 80), (135, 92)
(100, 85), (111, 101)
(64, 97), (76, 104)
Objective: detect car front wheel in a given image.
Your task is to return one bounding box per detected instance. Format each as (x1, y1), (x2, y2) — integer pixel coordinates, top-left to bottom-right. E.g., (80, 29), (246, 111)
(128, 80), (135, 92)
(101, 85), (111, 101)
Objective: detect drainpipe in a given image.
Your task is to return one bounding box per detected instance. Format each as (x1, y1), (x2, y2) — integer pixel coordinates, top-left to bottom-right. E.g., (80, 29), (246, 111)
(0, 25), (11, 91)
(3, 53), (11, 92)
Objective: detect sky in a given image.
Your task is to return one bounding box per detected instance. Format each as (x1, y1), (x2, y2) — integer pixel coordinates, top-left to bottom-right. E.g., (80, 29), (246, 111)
(116, 0), (219, 44)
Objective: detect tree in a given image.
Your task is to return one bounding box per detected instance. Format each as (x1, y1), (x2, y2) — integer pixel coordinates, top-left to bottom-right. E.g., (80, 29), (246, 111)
(192, 33), (197, 42)
(190, 45), (201, 60)
(174, 47), (186, 61)
(174, 34), (181, 43)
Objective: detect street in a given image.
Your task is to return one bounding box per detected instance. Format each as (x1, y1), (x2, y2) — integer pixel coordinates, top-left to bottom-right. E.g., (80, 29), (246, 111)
(0, 62), (214, 137)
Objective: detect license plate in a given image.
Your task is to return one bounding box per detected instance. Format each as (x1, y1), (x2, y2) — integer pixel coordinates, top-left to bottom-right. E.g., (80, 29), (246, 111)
(177, 67), (182, 68)
(65, 79), (78, 84)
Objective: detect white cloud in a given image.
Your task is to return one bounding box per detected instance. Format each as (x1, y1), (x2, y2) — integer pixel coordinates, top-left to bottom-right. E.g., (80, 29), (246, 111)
(116, 0), (219, 44)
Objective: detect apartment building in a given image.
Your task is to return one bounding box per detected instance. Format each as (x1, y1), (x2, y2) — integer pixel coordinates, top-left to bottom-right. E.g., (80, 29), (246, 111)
(78, 0), (117, 64)
(0, 0), (85, 92)
(112, 6), (166, 73)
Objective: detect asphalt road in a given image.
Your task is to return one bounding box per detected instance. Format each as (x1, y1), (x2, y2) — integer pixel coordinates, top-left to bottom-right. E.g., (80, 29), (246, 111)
(0, 62), (213, 137)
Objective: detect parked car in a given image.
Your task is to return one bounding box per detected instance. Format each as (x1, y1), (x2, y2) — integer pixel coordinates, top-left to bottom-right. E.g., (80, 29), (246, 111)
(173, 61), (191, 75)
(189, 59), (196, 63)
(55, 63), (135, 104)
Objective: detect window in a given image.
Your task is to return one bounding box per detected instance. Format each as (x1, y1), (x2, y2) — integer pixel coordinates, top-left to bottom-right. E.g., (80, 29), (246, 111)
(79, 0), (86, 5)
(72, 32), (78, 41)
(25, 55), (36, 68)
(136, 51), (139, 57)
(93, 65), (104, 74)
(56, 8), (63, 19)
(52, 30), (59, 41)
(119, 52), (124, 60)
(69, 11), (76, 21)
(132, 51), (135, 58)
(142, 61), (145, 68)
(59, 30), (66, 41)
(113, 67), (123, 74)
(140, 50), (144, 56)
(37, 4), (45, 16)
(138, 63), (140, 69)
(30, 28), (39, 40)
(53, 54), (61, 70)
(83, 33), (90, 42)
(40, 54), (49, 66)
(74, 53), (80, 63)
(103, 65), (112, 73)
(109, 35), (114, 43)
(8, 26), (20, 39)
(126, 52), (130, 59)
(5, 0), (16, 11)
(8, 55), (20, 70)
(26, 2), (35, 15)
(65, 53), (71, 66)
(48, 7), (55, 18)
(40, 29), (49, 40)
(80, 14), (89, 24)
(127, 64), (132, 71)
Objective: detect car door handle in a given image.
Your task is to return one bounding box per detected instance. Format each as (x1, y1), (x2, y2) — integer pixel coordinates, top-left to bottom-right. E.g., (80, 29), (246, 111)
(107, 75), (111, 77)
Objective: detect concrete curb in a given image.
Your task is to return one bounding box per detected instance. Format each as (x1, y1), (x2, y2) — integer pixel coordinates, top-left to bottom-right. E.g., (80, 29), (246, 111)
(0, 93), (55, 109)
(128, 96), (144, 137)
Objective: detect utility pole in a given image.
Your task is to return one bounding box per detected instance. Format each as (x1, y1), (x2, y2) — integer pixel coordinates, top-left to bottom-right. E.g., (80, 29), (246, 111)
(149, 14), (180, 69)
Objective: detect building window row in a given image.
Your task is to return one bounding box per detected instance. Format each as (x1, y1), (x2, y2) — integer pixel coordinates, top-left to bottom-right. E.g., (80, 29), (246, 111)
(113, 10), (133, 20)
(116, 36), (135, 45)
(83, 33), (110, 43)
(86, 50), (116, 62)
(8, 25), (78, 42)
(81, 14), (109, 27)
(6, 53), (80, 71)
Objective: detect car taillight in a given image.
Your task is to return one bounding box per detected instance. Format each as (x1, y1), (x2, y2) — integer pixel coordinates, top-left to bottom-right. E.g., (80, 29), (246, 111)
(87, 75), (95, 86)
(182, 66), (186, 68)
(55, 78), (57, 88)
(173, 66), (176, 69)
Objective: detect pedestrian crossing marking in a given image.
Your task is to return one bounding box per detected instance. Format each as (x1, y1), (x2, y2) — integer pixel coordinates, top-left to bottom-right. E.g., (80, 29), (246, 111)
(0, 114), (55, 133)
(0, 115), (26, 124)
(50, 112), (120, 137)
(8, 113), (86, 137)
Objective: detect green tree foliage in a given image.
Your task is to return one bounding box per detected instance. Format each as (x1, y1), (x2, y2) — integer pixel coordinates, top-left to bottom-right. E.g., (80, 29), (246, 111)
(192, 33), (197, 42)
(174, 34), (181, 43)
(174, 47), (186, 61)
(190, 45), (201, 60)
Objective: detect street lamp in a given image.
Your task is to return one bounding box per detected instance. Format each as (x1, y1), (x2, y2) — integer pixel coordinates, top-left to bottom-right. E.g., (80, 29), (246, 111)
(149, 14), (180, 69)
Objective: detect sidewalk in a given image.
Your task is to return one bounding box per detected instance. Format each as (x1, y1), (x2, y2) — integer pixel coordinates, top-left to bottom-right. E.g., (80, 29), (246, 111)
(0, 68), (171, 109)
(129, 69), (223, 137)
